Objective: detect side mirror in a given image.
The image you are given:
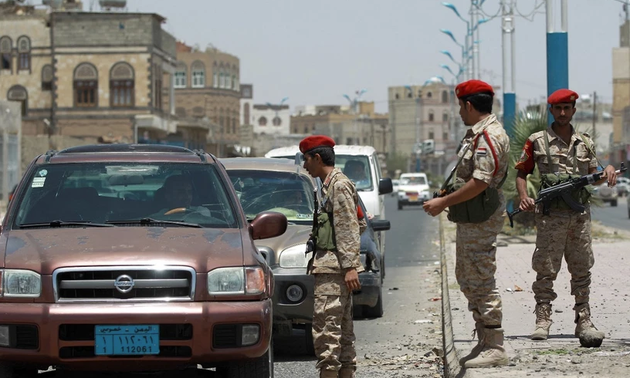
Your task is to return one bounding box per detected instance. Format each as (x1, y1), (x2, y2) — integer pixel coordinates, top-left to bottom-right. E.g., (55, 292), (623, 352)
(371, 219), (391, 232)
(378, 178), (393, 195)
(249, 211), (288, 240)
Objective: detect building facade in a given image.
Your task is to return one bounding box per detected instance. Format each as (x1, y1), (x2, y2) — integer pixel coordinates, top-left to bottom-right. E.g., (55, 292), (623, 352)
(612, 14), (630, 167)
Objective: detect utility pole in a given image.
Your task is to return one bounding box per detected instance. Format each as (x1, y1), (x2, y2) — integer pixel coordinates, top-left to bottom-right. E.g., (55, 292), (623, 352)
(501, 0), (516, 136)
(592, 91), (597, 142)
(546, 0), (569, 125)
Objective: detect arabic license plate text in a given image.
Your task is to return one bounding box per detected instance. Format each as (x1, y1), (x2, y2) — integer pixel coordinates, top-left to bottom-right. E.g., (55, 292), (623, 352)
(409, 195), (418, 202)
(95, 325), (160, 355)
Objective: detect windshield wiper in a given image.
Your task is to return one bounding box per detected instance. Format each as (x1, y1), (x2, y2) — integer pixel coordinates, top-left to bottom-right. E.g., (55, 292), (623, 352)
(106, 218), (202, 228)
(20, 220), (115, 228)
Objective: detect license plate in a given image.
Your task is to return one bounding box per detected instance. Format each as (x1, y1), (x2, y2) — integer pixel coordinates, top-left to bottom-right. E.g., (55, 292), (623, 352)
(95, 325), (160, 356)
(409, 195), (418, 201)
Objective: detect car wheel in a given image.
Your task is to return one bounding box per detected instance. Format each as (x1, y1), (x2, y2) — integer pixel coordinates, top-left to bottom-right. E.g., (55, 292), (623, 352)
(362, 286), (384, 318)
(222, 340), (274, 378)
(304, 323), (315, 356)
(612, 200), (618, 207)
(0, 363), (38, 378)
(397, 202), (403, 210)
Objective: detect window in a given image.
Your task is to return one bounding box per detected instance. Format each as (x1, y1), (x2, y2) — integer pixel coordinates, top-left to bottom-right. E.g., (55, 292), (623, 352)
(191, 61), (205, 88)
(272, 116), (282, 126)
(303, 126), (308, 133)
(174, 62), (186, 88)
(110, 62), (134, 107)
(7, 85), (27, 116)
(258, 116), (267, 126)
(427, 92), (433, 98)
(428, 110), (434, 122)
(429, 131), (434, 139)
(395, 93), (399, 100)
(243, 103), (250, 125)
(407, 92), (412, 98)
(442, 112), (448, 122)
(17, 36), (30, 71)
(232, 118), (236, 134)
(153, 64), (163, 110)
(213, 72), (218, 87)
(0, 37), (11, 70)
(443, 132), (449, 141)
(442, 90), (448, 103)
(41, 65), (53, 91)
(74, 63), (98, 108)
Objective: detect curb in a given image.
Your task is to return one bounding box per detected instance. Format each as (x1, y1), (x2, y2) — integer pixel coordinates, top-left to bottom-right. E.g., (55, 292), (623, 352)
(440, 215), (464, 378)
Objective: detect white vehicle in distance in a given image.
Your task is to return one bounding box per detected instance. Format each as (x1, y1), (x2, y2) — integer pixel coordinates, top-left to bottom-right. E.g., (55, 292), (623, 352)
(397, 172), (431, 210)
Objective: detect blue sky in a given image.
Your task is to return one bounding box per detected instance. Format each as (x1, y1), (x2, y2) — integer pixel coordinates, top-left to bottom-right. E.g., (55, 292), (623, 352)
(121, 0), (626, 113)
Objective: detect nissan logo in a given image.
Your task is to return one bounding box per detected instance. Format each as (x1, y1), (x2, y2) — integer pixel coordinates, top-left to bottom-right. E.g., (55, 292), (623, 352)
(114, 275), (135, 293)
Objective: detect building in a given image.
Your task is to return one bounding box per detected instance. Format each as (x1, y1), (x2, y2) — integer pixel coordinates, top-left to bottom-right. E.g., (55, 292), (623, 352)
(0, 2), (183, 170)
(388, 79), (459, 176)
(251, 104), (291, 136)
(172, 41), (241, 157)
(612, 6), (630, 167)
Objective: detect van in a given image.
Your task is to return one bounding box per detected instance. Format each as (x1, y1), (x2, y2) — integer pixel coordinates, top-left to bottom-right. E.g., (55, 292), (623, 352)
(265, 145), (393, 252)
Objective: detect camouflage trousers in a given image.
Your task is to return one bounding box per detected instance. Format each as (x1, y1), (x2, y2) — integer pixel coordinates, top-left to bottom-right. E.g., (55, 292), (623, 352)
(532, 209), (593, 304)
(312, 273), (356, 372)
(455, 202), (505, 327)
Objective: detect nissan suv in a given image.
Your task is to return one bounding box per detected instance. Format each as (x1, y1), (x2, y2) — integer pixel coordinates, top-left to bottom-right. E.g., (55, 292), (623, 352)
(0, 144), (287, 377)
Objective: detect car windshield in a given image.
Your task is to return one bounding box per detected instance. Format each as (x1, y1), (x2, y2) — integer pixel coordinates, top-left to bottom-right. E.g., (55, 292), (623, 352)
(336, 155), (373, 191)
(401, 176), (427, 185)
(227, 169), (315, 224)
(12, 163), (237, 228)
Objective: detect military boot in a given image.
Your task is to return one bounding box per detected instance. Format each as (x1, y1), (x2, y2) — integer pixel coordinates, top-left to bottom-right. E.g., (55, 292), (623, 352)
(338, 368), (355, 378)
(464, 328), (509, 368)
(459, 323), (485, 366)
(319, 369), (338, 378)
(531, 303), (553, 340)
(574, 303), (605, 348)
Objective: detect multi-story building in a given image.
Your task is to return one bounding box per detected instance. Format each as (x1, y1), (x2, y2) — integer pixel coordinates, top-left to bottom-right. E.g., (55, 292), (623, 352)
(388, 79), (459, 175)
(612, 7), (630, 167)
(172, 41), (241, 157)
(0, 2), (184, 170)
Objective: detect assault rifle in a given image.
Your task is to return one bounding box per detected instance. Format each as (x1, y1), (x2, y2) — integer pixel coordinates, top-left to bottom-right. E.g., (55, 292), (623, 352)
(508, 163), (627, 227)
(306, 188), (318, 255)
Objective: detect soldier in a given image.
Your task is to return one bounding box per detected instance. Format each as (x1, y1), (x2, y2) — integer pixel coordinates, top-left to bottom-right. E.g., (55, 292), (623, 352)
(515, 89), (617, 347)
(300, 135), (366, 378)
(423, 80), (510, 368)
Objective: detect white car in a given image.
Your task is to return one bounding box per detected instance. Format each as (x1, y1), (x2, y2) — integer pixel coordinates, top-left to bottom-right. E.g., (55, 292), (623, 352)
(593, 183), (618, 207)
(616, 176), (629, 197)
(397, 173), (431, 210)
(391, 179), (401, 196)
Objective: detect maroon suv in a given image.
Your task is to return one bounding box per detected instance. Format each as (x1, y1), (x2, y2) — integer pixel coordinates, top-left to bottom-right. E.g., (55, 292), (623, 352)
(0, 144), (286, 377)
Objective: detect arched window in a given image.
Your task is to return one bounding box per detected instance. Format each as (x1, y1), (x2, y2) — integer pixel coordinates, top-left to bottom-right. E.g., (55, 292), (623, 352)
(427, 92), (433, 98)
(272, 116), (282, 126)
(17, 36), (30, 71)
(232, 117), (237, 134)
(174, 62), (186, 88)
(442, 111), (448, 122)
(41, 65), (53, 91)
(442, 90), (448, 103)
(428, 110), (435, 122)
(191, 61), (205, 88)
(110, 62), (134, 107)
(213, 62), (218, 87)
(0, 37), (11, 70)
(395, 93), (399, 100)
(74, 63), (98, 107)
(258, 116), (267, 126)
(153, 63), (163, 110)
(243, 103), (250, 125)
(7, 85), (28, 116)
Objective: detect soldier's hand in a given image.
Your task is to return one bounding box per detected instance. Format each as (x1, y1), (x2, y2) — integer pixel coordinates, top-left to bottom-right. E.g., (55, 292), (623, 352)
(344, 269), (361, 291)
(423, 197), (447, 217)
(602, 165), (617, 187)
(519, 196), (536, 212)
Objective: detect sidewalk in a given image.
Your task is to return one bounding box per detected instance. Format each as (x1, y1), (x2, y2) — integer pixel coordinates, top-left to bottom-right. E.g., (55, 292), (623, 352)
(441, 218), (630, 378)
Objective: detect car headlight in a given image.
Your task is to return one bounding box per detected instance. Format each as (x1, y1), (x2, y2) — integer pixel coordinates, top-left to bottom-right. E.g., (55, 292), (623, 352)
(2, 269), (41, 297)
(207, 267), (266, 295)
(279, 244), (308, 268)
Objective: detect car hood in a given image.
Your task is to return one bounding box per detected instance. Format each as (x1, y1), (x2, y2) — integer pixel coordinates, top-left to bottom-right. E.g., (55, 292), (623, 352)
(1, 227), (245, 274)
(254, 224), (311, 259)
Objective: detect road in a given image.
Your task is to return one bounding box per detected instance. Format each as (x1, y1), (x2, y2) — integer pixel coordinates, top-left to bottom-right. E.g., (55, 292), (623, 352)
(42, 196), (444, 378)
(590, 195), (629, 231)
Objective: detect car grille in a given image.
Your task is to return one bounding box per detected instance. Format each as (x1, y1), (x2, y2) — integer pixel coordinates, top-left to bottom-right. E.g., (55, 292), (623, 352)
(53, 266), (196, 302)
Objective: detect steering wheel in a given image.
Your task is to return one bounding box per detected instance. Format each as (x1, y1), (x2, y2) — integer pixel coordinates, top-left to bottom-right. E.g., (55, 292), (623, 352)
(164, 207), (189, 216)
(282, 204), (312, 214)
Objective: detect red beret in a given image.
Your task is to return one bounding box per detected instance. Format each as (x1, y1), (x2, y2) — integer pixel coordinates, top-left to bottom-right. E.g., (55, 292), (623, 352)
(548, 89), (579, 104)
(299, 135), (335, 154)
(455, 80), (494, 98)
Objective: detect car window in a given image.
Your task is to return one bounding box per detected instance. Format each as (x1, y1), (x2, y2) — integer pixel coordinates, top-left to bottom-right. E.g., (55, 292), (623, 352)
(227, 169), (315, 224)
(336, 155), (373, 191)
(401, 176), (427, 185)
(13, 163), (237, 228)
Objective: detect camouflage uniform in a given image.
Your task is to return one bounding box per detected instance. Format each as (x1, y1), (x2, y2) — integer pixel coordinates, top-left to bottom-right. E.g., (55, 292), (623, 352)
(515, 127), (598, 305)
(311, 168), (367, 374)
(454, 114), (510, 328)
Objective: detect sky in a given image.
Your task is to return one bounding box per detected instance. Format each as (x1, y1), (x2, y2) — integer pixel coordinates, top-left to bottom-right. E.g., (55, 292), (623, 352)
(113, 0), (627, 113)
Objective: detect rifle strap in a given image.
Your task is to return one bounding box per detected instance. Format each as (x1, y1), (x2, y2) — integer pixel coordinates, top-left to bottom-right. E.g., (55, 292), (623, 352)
(576, 132), (604, 171)
(544, 129), (577, 174)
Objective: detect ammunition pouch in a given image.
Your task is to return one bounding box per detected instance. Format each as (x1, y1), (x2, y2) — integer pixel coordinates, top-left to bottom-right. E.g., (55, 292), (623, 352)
(315, 212), (337, 251)
(540, 173), (592, 210)
(446, 179), (502, 224)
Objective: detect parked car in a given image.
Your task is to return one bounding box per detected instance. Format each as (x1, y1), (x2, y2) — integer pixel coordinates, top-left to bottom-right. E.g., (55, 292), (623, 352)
(592, 182), (618, 206)
(391, 179), (401, 197)
(397, 172), (431, 210)
(222, 157), (391, 354)
(616, 176), (629, 197)
(0, 145), (287, 377)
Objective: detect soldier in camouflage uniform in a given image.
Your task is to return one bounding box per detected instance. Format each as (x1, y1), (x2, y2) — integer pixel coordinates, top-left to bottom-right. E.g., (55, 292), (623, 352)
(424, 80), (510, 368)
(515, 89), (617, 347)
(300, 135), (367, 378)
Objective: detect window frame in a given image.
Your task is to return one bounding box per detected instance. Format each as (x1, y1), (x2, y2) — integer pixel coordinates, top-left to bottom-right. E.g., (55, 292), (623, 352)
(73, 63), (99, 108)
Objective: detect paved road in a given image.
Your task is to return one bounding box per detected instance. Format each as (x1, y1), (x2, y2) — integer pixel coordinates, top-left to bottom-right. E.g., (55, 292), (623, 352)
(590, 195), (629, 231)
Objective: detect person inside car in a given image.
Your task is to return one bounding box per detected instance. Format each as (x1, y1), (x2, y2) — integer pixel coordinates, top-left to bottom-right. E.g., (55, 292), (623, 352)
(343, 160), (370, 188)
(151, 174), (212, 218)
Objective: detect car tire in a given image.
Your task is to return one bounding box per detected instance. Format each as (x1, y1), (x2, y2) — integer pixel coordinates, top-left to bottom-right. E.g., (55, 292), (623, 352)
(222, 340), (274, 378)
(612, 199), (618, 207)
(304, 323), (315, 356)
(363, 286), (384, 318)
(397, 202), (403, 210)
(0, 363), (37, 378)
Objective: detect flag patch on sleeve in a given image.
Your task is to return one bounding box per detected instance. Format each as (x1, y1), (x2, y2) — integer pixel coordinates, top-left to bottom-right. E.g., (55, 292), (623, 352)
(476, 147), (487, 156)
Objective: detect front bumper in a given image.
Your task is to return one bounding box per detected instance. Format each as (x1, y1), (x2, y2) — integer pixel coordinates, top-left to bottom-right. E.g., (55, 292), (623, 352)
(0, 300), (272, 371)
(354, 271), (381, 307)
(271, 268), (314, 336)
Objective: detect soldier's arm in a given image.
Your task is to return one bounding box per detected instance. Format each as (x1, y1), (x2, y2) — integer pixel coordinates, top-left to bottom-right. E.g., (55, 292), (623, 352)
(332, 181), (364, 273)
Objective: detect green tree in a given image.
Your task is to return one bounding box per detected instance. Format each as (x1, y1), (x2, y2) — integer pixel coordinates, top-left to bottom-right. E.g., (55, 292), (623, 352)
(386, 152), (409, 178)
